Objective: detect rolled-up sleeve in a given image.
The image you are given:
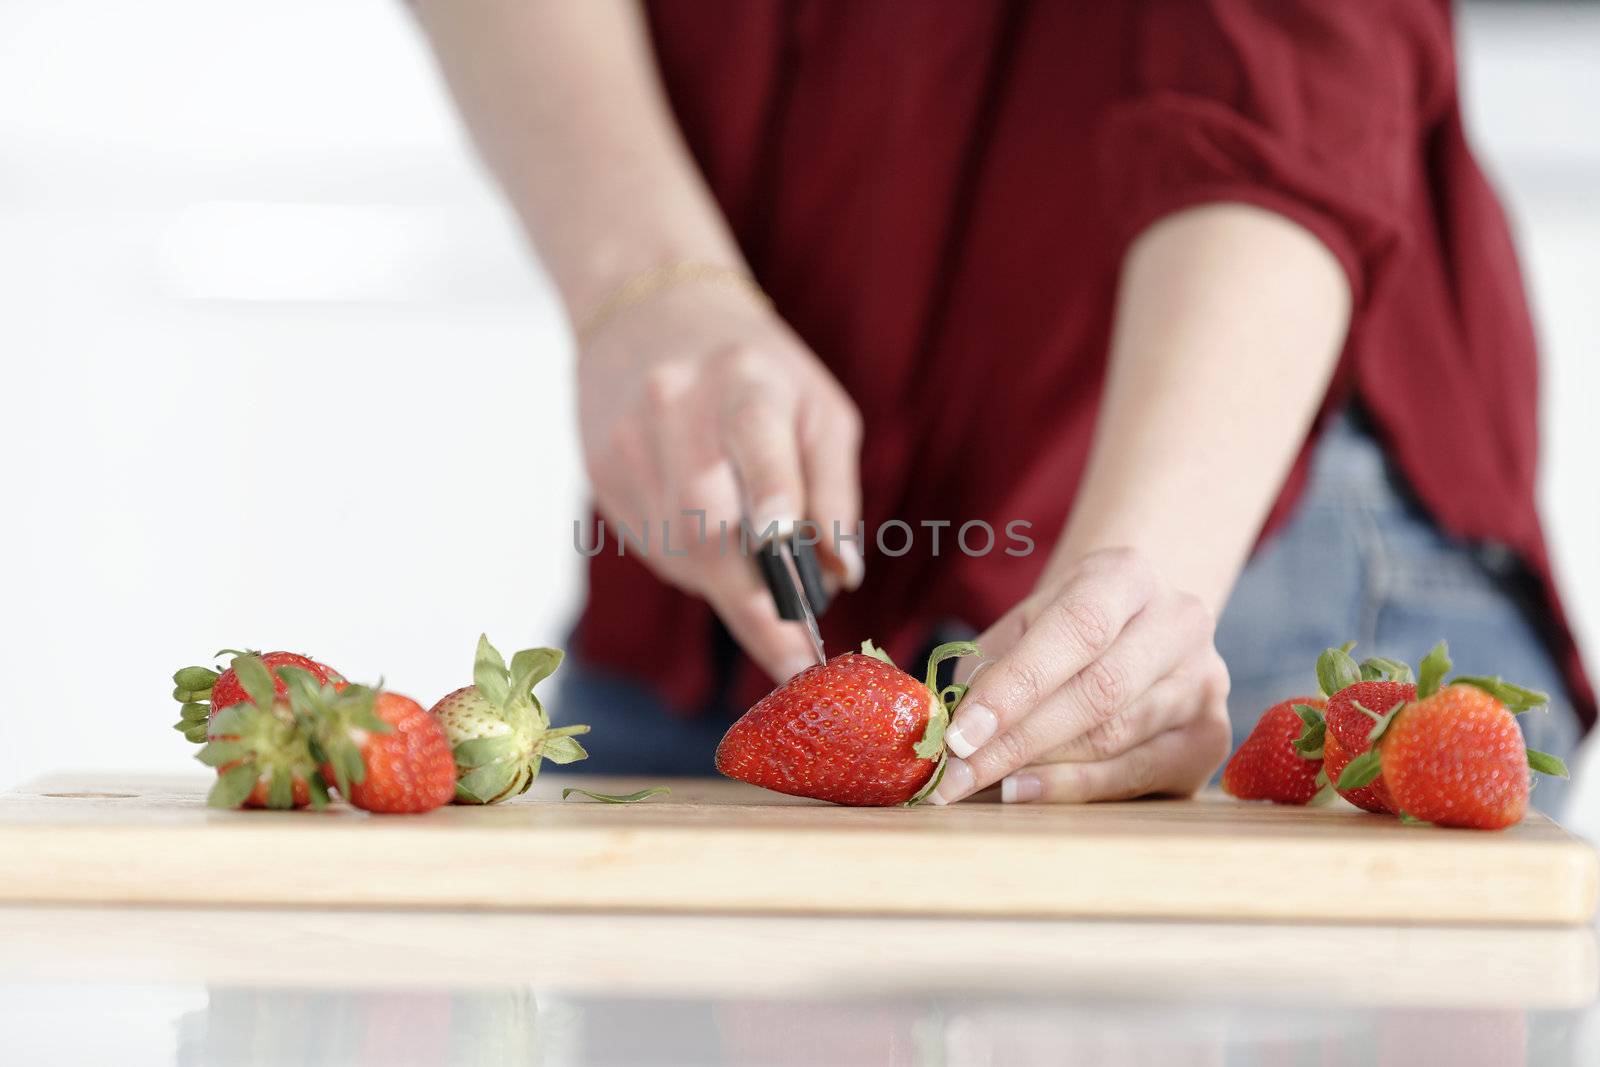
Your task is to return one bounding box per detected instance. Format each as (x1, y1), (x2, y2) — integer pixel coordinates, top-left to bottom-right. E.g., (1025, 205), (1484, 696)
(1095, 0), (1453, 306)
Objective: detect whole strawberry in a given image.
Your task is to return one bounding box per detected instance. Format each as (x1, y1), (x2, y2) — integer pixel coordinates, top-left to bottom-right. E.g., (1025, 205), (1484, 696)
(173, 649), (343, 745)
(298, 678), (456, 815)
(1300, 645), (1415, 814)
(1339, 642), (1567, 829)
(715, 639), (979, 807)
(428, 635), (590, 804)
(194, 654), (329, 810)
(1222, 697), (1327, 804)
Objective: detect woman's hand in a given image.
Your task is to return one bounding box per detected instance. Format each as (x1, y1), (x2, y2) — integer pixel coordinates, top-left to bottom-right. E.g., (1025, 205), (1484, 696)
(930, 547), (1231, 804)
(579, 279), (865, 682)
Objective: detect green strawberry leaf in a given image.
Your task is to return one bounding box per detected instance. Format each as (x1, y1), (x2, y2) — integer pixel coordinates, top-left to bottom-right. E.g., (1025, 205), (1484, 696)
(1364, 701), (1406, 745)
(452, 735), (518, 769)
(195, 740), (247, 768)
(561, 787), (670, 804)
(182, 723), (211, 743)
(308, 773), (330, 811)
(1337, 750), (1384, 791)
(509, 646), (563, 697)
(922, 641), (982, 694)
(473, 634), (512, 708)
(1398, 811), (1432, 827)
(179, 702), (210, 724)
(1527, 748), (1570, 779)
(912, 705), (950, 761)
(457, 760), (518, 805)
(1359, 657), (1415, 684)
(266, 767), (293, 810)
(1316, 647), (1362, 698)
(173, 666), (219, 692)
(1451, 675), (1550, 713)
(1293, 721), (1326, 760)
(859, 639), (896, 667)
(1291, 703), (1325, 727)
(905, 752), (949, 806)
(206, 763), (259, 809)
(231, 654), (278, 710)
(208, 705), (250, 736)
(541, 735), (590, 765)
(274, 666), (324, 706)
(1417, 641), (1451, 699)
(1308, 778), (1337, 806)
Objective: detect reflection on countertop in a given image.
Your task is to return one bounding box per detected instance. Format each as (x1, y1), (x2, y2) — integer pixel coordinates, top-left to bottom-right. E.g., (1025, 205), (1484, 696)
(1, 907), (1594, 1065)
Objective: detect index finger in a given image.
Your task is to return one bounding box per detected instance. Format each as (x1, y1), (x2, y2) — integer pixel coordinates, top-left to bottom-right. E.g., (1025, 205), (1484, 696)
(945, 551), (1158, 759)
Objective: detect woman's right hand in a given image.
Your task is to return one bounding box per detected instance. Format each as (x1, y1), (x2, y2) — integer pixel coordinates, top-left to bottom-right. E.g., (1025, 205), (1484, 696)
(577, 276), (865, 682)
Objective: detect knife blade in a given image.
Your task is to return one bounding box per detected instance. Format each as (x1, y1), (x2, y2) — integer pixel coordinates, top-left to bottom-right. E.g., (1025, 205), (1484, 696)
(755, 534), (828, 667)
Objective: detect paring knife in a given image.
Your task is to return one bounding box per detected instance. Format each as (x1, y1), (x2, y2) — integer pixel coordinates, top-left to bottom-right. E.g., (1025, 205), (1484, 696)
(755, 531), (829, 667)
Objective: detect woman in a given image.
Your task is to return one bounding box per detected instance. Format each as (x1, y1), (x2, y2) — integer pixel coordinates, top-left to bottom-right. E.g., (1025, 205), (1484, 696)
(413, 1), (1589, 811)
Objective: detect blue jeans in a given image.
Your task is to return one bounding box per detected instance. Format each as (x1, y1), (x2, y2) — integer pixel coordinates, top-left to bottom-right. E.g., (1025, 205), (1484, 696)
(551, 412), (1581, 815)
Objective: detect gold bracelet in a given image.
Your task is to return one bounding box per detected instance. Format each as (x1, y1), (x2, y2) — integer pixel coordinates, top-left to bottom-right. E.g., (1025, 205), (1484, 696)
(576, 261), (769, 345)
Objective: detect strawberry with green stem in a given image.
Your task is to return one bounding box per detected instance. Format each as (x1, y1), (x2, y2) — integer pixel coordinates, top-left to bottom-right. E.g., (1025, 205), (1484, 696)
(194, 654), (329, 810)
(1298, 643), (1416, 814)
(172, 649), (342, 745)
(283, 671), (457, 815)
(429, 635), (591, 805)
(1336, 642), (1567, 829)
(1221, 697), (1328, 805)
(715, 639), (979, 807)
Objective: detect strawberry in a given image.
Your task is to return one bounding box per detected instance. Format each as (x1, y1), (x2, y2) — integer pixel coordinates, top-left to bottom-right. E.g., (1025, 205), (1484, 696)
(173, 649), (343, 745)
(429, 635), (591, 805)
(715, 639), (979, 807)
(1301, 645), (1415, 814)
(299, 679), (457, 815)
(1338, 642), (1568, 829)
(1221, 697), (1327, 804)
(194, 654), (329, 810)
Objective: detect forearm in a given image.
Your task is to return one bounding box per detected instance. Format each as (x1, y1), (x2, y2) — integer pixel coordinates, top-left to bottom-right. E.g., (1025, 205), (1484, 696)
(410, 0), (742, 321)
(1052, 203), (1352, 611)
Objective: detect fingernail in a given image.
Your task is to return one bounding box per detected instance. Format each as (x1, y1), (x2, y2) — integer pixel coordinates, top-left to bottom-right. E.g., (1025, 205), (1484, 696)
(749, 498), (797, 542)
(944, 703), (996, 759)
(1001, 773), (1043, 804)
(837, 541), (865, 590)
(929, 757), (974, 806)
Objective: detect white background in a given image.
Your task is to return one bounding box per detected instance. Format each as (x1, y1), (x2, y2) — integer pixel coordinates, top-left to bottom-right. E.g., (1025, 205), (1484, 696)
(2, 2), (1596, 829)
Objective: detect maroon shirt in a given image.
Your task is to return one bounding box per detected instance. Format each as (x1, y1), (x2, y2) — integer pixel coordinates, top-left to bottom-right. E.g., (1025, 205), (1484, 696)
(576, 0), (1595, 728)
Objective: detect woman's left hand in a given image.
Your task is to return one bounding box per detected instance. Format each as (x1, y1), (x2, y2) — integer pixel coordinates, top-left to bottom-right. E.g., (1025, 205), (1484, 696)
(930, 546), (1232, 805)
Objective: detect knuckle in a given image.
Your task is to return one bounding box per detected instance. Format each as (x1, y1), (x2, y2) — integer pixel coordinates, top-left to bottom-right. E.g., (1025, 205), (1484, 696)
(642, 367), (680, 418)
(1086, 712), (1132, 761)
(1077, 657), (1128, 724)
(996, 656), (1053, 719)
(1047, 594), (1116, 656)
(833, 394), (864, 439)
(716, 344), (769, 383)
(1195, 712), (1233, 768)
(1204, 653), (1232, 704)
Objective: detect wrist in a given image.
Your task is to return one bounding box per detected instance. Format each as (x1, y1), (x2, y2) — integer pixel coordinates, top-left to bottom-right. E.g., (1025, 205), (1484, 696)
(575, 260), (768, 346)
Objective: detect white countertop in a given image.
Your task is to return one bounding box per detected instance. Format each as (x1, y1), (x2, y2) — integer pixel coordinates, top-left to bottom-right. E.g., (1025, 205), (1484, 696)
(2, 905), (1596, 1065)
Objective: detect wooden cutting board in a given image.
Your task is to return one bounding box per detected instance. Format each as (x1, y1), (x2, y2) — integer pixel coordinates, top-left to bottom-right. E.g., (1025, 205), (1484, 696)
(1, 773), (1594, 924)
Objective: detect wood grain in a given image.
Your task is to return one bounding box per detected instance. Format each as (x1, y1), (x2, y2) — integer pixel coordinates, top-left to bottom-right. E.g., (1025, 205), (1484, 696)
(1, 774), (1594, 924)
(1, 906), (1592, 1009)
